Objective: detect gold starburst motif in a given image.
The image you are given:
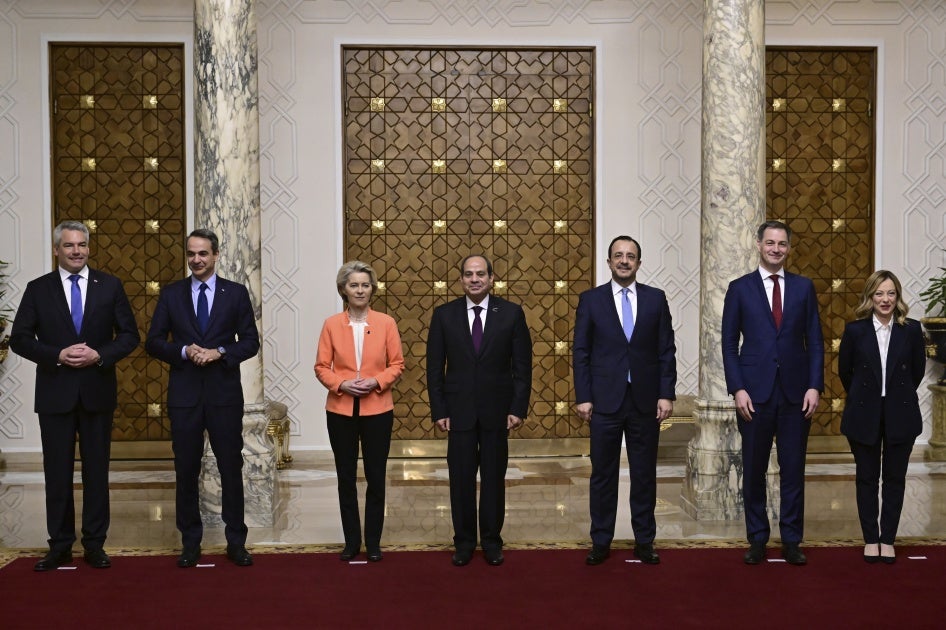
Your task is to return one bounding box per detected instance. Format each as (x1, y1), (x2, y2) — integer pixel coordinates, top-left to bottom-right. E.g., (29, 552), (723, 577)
(431, 98), (446, 112)
(370, 97), (385, 112)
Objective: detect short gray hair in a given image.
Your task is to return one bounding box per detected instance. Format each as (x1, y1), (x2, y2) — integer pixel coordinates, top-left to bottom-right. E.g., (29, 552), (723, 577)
(336, 260), (378, 302)
(53, 220), (90, 246)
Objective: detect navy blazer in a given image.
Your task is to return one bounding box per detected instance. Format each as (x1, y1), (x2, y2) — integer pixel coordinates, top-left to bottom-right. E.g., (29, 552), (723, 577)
(145, 276), (259, 407)
(573, 282), (677, 415)
(722, 270), (824, 404)
(426, 295), (532, 431)
(838, 317), (926, 445)
(10, 268), (139, 414)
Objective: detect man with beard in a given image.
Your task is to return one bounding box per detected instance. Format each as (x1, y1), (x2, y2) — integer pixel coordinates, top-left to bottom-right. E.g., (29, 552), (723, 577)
(573, 235), (677, 566)
(146, 228), (259, 568)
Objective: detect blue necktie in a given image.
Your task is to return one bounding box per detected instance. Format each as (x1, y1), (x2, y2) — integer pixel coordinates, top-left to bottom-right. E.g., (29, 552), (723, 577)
(472, 305), (483, 353)
(621, 287), (634, 341)
(69, 274), (83, 334)
(197, 282), (209, 333)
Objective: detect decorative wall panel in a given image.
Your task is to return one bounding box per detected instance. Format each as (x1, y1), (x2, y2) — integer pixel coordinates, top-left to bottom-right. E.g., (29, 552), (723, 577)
(343, 47), (595, 440)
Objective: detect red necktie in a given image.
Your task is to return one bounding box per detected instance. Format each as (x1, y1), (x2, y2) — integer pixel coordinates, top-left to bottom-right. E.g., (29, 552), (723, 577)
(770, 274), (782, 329)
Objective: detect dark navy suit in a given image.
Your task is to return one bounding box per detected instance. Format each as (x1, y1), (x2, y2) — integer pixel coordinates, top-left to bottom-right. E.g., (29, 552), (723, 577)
(426, 295), (532, 553)
(10, 268), (139, 553)
(573, 281), (676, 547)
(145, 275), (259, 548)
(838, 317), (925, 544)
(722, 270), (824, 544)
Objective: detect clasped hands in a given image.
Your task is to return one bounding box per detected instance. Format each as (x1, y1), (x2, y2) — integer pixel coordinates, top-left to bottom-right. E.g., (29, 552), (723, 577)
(58, 343), (101, 368)
(186, 344), (223, 366)
(339, 377), (380, 397)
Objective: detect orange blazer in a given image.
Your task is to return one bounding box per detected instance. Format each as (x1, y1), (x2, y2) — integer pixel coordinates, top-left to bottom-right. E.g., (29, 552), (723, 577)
(314, 309), (405, 416)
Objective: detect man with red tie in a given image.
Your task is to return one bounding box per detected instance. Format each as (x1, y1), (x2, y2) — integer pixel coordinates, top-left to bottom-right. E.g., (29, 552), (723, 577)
(722, 220), (824, 565)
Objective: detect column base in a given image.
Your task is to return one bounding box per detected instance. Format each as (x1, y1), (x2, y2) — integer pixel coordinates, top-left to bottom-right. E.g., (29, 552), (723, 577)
(200, 399), (287, 528)
(924, 384), (946, 462)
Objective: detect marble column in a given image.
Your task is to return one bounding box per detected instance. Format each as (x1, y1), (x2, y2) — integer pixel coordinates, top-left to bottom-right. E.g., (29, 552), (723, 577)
(681, 0), (772, 520)
(194, 0), (285, 528)
(925, 385), (946, 461)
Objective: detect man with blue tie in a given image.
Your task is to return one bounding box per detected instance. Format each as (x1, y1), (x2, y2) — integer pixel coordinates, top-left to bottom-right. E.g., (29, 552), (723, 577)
(573, 235), (677, 566)
(11, 220), (139, 571)
(722, 220), (824, 565)
(146, 229), (260, 568)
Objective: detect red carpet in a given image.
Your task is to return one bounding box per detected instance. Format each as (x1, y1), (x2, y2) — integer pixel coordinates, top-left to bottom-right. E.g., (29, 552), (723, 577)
(1, 546), (941, 629)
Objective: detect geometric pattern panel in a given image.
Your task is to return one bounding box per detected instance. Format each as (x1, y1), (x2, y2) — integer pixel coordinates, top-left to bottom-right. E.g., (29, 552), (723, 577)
(50, 44), (186, 442)
(766, 47), (876, 437)
(343, 47), (595, 440)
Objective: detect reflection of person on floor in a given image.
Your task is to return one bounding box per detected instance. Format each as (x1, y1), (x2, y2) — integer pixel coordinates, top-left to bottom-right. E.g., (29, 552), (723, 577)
(838, 270), (926, 565)
(315, 260), (404, 563)
(722, 220), (824, 566)
(426, 255), (532, 567)
(146, 228), (259, 569)
(573, 235), (676, 567)
(10, 220), (139, 572)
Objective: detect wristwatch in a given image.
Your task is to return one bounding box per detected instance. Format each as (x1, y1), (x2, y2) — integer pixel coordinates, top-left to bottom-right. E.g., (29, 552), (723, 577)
(217, 346), (227, 355)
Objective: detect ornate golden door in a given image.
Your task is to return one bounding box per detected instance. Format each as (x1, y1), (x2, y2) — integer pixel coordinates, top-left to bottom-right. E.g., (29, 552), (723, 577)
(343, 47), (595, 446)
(766, 47), (876, 447)
(50, 43), (186, 457)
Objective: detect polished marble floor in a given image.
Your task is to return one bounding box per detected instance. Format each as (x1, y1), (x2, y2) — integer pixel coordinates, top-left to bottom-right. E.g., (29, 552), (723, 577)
(2, 452), (946, 554)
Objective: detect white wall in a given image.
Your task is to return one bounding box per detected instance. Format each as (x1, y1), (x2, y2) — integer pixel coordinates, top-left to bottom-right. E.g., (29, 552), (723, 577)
(1, 0), (943, 454)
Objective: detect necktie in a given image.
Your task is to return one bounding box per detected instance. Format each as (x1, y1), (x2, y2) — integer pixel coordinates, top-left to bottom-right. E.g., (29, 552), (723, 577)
(472, 305), (483, 353)
(197, 282), (209, 333)
(621, 288), (634, 341)
(770, 275), (782, 329)
(69, 274), (83, 334)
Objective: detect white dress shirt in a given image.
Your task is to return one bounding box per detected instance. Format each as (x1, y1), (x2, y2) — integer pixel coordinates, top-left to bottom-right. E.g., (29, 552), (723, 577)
(873, 314), (891, 397)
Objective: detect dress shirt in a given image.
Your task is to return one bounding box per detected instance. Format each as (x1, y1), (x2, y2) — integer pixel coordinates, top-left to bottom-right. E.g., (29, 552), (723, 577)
(873, 314), (891, 397)
(349, 319), (367, 377)
(466, 294), (490, 332)
(758, 267), (784, 310)
(59, 266), (88, 312)
(179, 274), (218, 360)
(611, 280), (637, 330)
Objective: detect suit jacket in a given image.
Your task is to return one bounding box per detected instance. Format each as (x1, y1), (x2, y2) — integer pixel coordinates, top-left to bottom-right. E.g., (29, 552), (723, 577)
(573, 282), (677, 415)
(145, 275), (259, 407)
(10, 268), (139, 414)
(722, 270), (824, 404)
(426, 295), (532, 431)
(315, 308), (405, 416)
(838, 317), (926, 444)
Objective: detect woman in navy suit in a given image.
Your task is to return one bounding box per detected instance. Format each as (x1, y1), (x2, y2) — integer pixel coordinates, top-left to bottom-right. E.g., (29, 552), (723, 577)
(838, 270), (926, 564)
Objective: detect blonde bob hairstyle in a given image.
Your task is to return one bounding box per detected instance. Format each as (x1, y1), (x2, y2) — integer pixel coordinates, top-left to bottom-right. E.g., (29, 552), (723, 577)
(336, 260), (378, 303)
(854, 269), (910, 325)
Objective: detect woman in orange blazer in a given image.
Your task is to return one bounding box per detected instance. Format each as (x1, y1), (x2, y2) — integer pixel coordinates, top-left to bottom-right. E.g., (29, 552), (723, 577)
(315, 261), (404, 562)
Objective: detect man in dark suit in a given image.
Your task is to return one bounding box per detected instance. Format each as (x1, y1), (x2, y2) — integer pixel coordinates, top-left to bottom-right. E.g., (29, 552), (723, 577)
(145, 228), (259, 568)
(573, 235), (677, 566)
(10, 220), (139, 571)
(722, 220), (824, 566)
(426, 254), (532, 567)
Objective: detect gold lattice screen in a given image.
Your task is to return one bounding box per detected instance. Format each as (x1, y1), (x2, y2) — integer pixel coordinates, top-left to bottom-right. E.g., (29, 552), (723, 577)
(50, 44), (187, 446)
(766, 47), (876, 438)
(343, 48), (595, 440)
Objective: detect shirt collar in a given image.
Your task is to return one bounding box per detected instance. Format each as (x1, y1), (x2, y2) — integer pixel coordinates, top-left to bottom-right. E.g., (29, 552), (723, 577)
(191, 274), (217, 291)
(466, 295), (490, 311)
(759, 266), (784, 280)
(872, 314), (891, 332)
(611, 279), (636, 296)
(59, 266), (88, 281)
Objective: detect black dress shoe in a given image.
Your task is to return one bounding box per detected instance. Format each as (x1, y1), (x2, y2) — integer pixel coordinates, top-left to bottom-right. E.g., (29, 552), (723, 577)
(881, 554), (896, 565)
(864, 554), (881, 564)
(451, 550), (473, 566)
(177, 546), (201, 568)
(366, 548), (383, 562)
(743, 543), (767, 565)
(226, 545), (253, 566)
(83, 549), (111, 569)
(782, 543), (807, 566)
(34, 549), (73, 572)
(585, 545), (610, 566)
(340, 545), (360, 561)
(633, 543), (660, 565)
(485, 548), (504, 566)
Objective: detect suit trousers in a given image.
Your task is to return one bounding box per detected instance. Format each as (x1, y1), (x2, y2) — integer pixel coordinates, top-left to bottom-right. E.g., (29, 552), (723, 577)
(738, 382), (810, 544)
(847, 412), (914, 545)
(589, 384), (660, 547)
(38, 406), (112, 553)
(169, 403), (248, 548)
(447, 424), (508, 553)
(326, 408), (394, 549)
